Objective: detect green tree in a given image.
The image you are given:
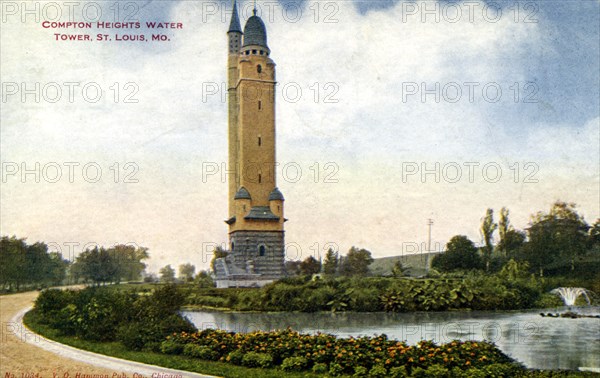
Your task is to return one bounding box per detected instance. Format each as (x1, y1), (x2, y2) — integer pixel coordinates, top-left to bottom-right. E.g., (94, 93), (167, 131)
(1, 237), (28, 290)
(432, 235), (482, 272)
(210, 246), (228, 272)
(498, 207), (510, 253)
(178, 263), (196, 282)
(523, 201), (590, 276)
(323, 248), (339, 276)
(339, 247), (374, 276)
(46, 252), (69, 285)
(496, 207), (526, 257)
(498, 258), (530, 281)
(285, 260), (301, 276)
(71, 244), (148, 285)
(499, 229), (526, 257)
(589, 219), (600, 250)
(159, 264), (176, 283)
(194, 270), (215, 287)
(480, 208), (497, 271)
(392, 260), (409, 277)
(111, 244), (149, 282)
(299, 256), (321, 275)
(72, 247), (120, 285)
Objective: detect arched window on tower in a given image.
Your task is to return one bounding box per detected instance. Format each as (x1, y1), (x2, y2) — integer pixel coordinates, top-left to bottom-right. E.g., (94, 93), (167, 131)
(258, 245), (266, 256)
(258, 136), (262, 146)
(258, 100), (262, 110)
(258, 174), (262, 183)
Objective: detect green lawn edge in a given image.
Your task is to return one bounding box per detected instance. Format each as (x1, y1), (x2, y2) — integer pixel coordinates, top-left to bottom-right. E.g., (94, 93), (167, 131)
(23, 310), (324, 378)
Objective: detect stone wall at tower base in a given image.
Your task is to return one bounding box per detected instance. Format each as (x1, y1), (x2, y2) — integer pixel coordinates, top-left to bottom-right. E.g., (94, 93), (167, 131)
(213, 229), (285, 288)
(215, 278), (275, 288)
(229, 230), (285, 279)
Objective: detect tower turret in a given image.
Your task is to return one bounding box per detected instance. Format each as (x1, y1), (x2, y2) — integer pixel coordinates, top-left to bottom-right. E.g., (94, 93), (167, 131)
(269, 187), (284, 218)
(227, 0), (242, 53)
(227, 0), (242, 217)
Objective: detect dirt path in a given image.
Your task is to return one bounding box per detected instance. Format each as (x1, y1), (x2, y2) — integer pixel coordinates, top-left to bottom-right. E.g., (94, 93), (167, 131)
(0, 291), (216, 378)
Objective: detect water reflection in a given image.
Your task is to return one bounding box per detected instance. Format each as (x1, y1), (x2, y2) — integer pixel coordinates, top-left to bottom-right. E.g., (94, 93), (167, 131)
(183, 306), (600, 370)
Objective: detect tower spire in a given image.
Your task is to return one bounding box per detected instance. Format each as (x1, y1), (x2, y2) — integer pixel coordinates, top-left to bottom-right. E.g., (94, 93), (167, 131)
(228, 0), (242, 33)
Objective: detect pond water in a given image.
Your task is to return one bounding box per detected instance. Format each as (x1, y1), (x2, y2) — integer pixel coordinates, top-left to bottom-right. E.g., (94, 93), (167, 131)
(183, 306), (600, 371)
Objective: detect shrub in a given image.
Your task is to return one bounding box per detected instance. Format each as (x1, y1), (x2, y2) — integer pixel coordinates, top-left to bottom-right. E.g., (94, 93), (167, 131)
(329, 362), (345, 376)
(35, 289), (73, 319)
(534, 293), (563, 308)
(352, 366), (368, 377)
(159, 339), (184, 355)
(53, 304), (79, 335)
(118, 323), (148, 351)
(241, 352), (273, 368)
(117, 314), (196, 350)
(482, 363), (523, 377)
(78, 291), (132, 341)
(227, 350), (245, 365)
(350, 287), (383, 312)
(169, 330), (517, 375)
(459, 368), (486, 378)
(143, 341), (162, 353)
(312, 363), (328, 374)
(146, 284), (187, 316)
(424, 364), (451, 378)
(281, 356), (309, 372)
(369, 365), (388, 377)
(411, 367), (427, 378)
(183, 344), (219, 361)
(389, 366), (408, 378)
(189, 295), (228, 308)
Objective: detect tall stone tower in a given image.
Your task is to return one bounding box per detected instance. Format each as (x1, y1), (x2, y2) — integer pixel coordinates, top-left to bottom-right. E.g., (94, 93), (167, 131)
(214, 0), (286, 288)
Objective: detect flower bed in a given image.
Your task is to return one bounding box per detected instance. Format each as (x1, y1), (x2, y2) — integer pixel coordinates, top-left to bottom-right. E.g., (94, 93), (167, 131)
(163, 328), (521, 376)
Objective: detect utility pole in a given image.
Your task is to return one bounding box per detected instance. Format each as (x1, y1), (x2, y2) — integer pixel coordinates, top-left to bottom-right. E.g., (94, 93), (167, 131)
(426, 218), (434, 274)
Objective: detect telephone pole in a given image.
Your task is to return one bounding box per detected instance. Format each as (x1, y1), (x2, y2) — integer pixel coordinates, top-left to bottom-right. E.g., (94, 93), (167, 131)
(426, 218), (434, 274)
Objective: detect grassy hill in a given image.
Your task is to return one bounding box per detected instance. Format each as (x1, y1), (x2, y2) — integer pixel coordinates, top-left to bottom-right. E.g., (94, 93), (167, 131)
(369, 252), (443, 277)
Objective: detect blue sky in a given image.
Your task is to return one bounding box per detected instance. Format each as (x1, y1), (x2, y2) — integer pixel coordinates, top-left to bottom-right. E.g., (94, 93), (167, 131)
(1, 0), (598, 272)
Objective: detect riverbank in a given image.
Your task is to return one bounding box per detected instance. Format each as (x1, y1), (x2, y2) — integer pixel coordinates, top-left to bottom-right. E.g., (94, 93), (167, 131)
(24, 308), (600, 377)
(24, 286), (600, 377)
(181, 306), (600, 372)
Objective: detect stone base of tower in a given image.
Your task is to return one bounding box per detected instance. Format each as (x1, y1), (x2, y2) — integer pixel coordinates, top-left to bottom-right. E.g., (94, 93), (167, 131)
(214, 230), (285, 288)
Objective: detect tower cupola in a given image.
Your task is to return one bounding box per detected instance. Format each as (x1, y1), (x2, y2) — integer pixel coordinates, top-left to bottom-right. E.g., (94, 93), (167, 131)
(241, 9), (270, 55)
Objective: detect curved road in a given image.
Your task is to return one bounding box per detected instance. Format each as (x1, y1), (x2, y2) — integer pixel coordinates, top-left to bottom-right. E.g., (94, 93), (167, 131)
(0, 291), (216, 378)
